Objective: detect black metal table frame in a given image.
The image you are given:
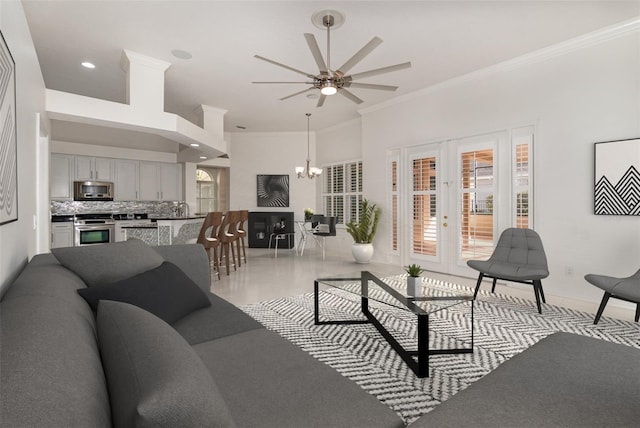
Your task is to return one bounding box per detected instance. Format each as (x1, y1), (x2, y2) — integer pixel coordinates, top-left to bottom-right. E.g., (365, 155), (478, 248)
(314, 271), (474, 378)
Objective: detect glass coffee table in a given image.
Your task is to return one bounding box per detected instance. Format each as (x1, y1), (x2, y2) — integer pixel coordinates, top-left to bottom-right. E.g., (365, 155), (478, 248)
(314, 271), (474, 378)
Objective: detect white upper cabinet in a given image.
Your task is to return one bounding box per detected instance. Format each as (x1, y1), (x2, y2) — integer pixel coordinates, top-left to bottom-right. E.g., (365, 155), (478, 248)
(114, 159), (139, 201)
(50, 153), (73, 200)
(138, 161), (182, 201)
(75, 156), (114, 181)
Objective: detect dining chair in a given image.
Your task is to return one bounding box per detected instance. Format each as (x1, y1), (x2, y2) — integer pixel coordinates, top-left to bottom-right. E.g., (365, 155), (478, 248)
(312, 216), (337, 260)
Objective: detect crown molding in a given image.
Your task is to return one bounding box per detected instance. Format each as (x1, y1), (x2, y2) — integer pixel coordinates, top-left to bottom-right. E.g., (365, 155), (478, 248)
(359, 16), (640, 116)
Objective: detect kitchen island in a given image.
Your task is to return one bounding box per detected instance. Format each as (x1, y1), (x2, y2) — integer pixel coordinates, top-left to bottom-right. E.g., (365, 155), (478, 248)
(123, 216), (205, 246)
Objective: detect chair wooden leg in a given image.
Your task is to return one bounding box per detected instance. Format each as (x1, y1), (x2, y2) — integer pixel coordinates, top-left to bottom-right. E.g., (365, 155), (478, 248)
(473, 273), (484, 300)
(213, 246), (221, 280)
(221, 243), (230, 275)
(240, 237), (247, 263)
(235, 239), (241, 268)
(594, 292), (611, 325)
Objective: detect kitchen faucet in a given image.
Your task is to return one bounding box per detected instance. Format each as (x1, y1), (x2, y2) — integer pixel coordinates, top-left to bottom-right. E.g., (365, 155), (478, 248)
(176, 202), (190, 218)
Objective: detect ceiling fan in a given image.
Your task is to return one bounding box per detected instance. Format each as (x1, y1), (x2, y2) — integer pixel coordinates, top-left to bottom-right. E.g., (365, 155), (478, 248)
(253, 10), (411, 107)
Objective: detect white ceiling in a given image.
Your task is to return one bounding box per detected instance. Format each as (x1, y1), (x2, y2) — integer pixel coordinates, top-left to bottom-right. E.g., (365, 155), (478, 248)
(21, 1), (640, 150)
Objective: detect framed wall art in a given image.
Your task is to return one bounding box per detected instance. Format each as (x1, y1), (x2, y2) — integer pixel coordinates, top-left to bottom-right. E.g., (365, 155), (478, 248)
(0, 30), (17, 225)
(257, 174), (289, 207)
(594, 138), (640, 216)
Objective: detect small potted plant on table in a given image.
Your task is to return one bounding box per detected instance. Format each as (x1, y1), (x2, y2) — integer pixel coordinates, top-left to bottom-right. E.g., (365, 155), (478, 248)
(405, 264), (424, 296)
(304, 208), (314, 221)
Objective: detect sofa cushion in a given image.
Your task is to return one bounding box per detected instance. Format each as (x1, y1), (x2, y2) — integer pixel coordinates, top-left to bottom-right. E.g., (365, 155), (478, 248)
(52, 238), (164, 286)
(97, 300), (236, 428)
(194, 328), (404, 428)
(78, 261), (211, 324)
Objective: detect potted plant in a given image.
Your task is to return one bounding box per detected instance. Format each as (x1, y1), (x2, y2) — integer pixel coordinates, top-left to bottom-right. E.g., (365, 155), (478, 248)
(304, 208), (314, 221)
(345, 199), (381, 264)
(405, 263), (424, 296)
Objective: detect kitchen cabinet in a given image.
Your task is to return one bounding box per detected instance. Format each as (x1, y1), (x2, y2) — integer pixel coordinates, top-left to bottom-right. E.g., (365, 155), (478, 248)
(75, 156), (113, 181)
(139, 162), (181, 201)
(50, 153), (73, 200)
(114, 159), (139, 201)
(51, 223), (73, 248)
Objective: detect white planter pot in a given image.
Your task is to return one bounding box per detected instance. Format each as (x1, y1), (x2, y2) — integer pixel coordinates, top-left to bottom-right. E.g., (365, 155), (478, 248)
(407, 276), (422, 296)
(351, 243), (374, 264)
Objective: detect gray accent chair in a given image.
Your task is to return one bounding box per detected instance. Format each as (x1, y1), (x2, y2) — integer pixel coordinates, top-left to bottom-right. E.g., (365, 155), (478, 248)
(584, 269), (640, 324)
(467, 228), (549, 314)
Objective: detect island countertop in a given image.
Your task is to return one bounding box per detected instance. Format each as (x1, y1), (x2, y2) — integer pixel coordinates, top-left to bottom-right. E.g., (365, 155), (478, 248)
(148, 215), (207, 221)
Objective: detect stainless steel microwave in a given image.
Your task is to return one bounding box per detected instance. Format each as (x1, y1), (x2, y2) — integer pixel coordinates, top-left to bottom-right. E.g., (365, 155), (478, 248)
(73, 181), (114, 201)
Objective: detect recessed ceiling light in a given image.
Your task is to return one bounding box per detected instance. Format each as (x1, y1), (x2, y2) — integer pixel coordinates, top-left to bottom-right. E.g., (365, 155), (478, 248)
(199, 156), (207, 159)
(171, 49), (192, 60)
(81, 61), (96, 69)
(190, 143), (200, 147)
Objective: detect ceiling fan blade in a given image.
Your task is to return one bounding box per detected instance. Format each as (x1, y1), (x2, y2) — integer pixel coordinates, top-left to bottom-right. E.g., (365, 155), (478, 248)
(254, 55), (316, 79)
(343, 82), (398, 91)
(280, 87), (315, 101)
(348, 62), (412, 81)
(338, 88), (364, 105)
(304, 33), (328, 75)
(336, 37), (383, 77)
(252, 81), (312, 84)
(316, 94), (326, 108)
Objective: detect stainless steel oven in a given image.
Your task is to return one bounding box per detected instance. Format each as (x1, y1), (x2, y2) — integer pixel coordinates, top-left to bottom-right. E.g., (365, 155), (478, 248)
(74, 213), (115, 246)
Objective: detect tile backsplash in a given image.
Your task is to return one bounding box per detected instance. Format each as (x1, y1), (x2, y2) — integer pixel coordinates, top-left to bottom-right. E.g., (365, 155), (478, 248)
(51, 200), (181, 217)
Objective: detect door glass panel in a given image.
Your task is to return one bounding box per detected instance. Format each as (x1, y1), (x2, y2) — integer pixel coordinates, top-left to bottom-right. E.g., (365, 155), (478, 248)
(460, 149), (494, 261)
(411, 157), (437, 256)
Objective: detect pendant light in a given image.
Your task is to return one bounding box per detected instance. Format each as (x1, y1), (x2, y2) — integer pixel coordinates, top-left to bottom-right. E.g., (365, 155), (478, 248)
(295, 113), (322, 179)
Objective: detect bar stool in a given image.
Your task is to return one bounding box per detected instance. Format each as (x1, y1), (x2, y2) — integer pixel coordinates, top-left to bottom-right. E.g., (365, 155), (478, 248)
(196, 212), (223, 280)
(218, 211), (239, 275)
(236, 210), (248, 264)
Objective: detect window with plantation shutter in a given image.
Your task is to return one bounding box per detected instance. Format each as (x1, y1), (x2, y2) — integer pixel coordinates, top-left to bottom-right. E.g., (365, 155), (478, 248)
(513, 130), (533, 229)
(322, 161), (362, 225)
(460, 148), (495, 261)
(389, 153), (399, 253)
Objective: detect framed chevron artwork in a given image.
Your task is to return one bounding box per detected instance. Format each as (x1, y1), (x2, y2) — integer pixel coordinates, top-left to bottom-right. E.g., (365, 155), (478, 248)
(0, 31), (17, 226)
(594, 138), (640, 216)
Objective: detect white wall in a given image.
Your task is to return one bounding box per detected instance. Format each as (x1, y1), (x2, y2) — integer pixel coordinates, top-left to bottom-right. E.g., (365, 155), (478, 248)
(228, 131), (318, 219)
(0, 0), (47, 294)
(352, 30), (640, 309)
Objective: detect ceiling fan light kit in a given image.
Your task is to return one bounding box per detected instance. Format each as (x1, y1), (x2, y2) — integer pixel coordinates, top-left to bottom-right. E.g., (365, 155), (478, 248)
(254, 10), (411, 107)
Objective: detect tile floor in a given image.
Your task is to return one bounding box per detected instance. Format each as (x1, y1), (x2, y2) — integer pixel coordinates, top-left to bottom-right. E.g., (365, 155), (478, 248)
(210, 245), (636, 322)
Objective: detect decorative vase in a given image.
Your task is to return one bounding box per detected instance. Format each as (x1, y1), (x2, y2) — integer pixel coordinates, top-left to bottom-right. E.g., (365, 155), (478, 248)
(407, 276), (422, 297)
(351, 243), (374, 264)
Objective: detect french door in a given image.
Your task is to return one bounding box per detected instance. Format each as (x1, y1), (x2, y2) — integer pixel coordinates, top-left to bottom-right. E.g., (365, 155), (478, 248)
(403, 133), (503, 276)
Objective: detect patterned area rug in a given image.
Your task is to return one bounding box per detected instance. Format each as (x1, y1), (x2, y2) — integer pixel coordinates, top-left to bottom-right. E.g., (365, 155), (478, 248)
(240, 276), (640, 425)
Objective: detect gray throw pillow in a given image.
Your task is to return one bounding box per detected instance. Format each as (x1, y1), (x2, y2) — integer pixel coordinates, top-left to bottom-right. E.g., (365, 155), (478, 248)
(97, 300), (236, 428)
(52, 239), (164, 286)
(78, 261), (211, 324)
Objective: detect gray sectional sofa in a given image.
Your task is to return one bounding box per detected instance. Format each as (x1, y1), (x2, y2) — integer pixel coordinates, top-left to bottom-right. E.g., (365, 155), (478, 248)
(3, 239), (639, 427)
(1, 240), (405, 428)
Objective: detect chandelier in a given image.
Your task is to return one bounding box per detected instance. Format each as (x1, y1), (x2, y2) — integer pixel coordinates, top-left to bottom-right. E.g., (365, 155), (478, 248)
(296, 113), (322, 179)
